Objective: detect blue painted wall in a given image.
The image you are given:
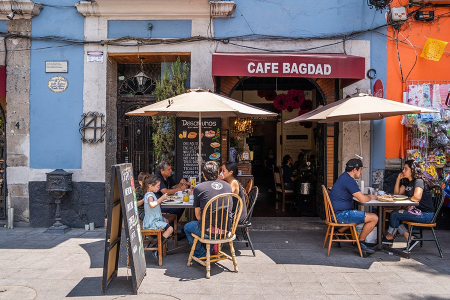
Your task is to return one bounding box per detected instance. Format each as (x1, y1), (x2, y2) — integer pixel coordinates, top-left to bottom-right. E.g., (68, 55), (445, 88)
(0, 21), (6, 33)
(214, 0), (388, 177)
(108, 20), (191, 39)
(30, 0), (84, 169)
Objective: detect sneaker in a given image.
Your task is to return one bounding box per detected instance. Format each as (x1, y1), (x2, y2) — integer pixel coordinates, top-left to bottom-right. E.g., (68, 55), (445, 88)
(151, 251), (158, 260)
(359, 241), (375, 254)
(382, 236), (394, 245)
(407, 239), (419, 251)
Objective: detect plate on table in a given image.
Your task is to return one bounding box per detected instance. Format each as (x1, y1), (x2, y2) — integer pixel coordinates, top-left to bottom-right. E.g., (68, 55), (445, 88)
(393, 195), (408, 201)
(163, 198), (182, 204)
(378, 195), (394, 202)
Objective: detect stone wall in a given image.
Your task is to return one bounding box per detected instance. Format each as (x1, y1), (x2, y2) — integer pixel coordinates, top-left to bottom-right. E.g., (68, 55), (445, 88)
(6, 19), (31, 225)
(29, 182), (105, 228)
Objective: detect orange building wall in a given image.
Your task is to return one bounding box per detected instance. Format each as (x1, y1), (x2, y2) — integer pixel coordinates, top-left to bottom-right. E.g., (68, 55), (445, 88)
(386, 0), (450, 158)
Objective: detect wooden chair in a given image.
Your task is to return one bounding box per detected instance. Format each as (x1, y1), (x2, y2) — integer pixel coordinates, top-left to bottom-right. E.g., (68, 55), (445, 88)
(322, 185), (362, 257)
(187, 193), (243, 279)
(273, 165), (294, 212)
(244, 178), (253, 195)
(140, 213), (177, 266)
(162, 213), (178, 246)
(404, 185), (445, 258)
(236, 186), (259, 256)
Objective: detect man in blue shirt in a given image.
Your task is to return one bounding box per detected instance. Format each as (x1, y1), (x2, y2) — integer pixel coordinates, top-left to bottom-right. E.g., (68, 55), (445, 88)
(329, 159), (378, 254)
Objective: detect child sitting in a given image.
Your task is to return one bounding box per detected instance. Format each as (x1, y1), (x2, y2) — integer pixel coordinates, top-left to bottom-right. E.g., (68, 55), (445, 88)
(142, 174), (173, 259)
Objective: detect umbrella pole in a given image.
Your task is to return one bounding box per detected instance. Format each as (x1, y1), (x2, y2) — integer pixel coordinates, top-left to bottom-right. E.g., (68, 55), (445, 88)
(359, 114), (363, 160)
(198, 112), (202, 183)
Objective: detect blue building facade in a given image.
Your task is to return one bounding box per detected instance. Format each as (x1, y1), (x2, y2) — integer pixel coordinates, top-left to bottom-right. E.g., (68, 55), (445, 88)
(1, 0), (388, 226)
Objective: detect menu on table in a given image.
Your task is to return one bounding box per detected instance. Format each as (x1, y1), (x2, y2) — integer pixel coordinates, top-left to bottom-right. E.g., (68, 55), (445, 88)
(175, 117), (221, 182)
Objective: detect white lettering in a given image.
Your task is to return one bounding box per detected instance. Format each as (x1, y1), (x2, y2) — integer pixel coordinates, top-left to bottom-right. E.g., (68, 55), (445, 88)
(315, 64), (323, 75)
(264, 62), (271, 73)
(308, 64), (315, 74)
(255, 63), (264, 73)
(324, 64), (331, 75)
(283, 63), (290, 73)
(272, 63), (278, 73)
(291, 63), (298, 74)
(247, 62), (255, 73)
(124, 187), (133, 196)
(299, 63), (307, 74)
(181, 120), (217, 127)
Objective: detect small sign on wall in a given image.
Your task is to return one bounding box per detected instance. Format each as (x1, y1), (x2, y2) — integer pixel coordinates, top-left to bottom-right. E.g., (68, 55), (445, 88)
(87, 51), (104, 63)
(45, 61), (68, 73)
(48, 76), (68, 93)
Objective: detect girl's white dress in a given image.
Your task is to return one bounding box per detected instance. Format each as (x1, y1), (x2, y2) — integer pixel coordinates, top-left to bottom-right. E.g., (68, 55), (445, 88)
(142, 192), (167, 230)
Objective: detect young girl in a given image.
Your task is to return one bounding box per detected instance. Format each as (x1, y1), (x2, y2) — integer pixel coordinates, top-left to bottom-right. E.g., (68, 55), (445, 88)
(221, 162), (248, 224)
(142, 174), (173, 257)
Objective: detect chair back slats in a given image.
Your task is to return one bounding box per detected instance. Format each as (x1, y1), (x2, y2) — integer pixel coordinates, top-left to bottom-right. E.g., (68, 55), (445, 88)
(273, 165), (285, 193)
(430, 185), (445, 224)
(242, 186), (259, 224)
(202, 193), (241, 240)
(322, 185), (337, 224)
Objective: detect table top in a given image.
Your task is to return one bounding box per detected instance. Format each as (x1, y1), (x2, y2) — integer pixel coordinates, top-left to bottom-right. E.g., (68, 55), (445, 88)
(360, 198), (419, 207)
(161, 198), (194, 209)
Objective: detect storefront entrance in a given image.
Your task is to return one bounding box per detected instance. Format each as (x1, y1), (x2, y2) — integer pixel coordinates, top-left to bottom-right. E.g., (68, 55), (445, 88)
(226, 77), (337, 218)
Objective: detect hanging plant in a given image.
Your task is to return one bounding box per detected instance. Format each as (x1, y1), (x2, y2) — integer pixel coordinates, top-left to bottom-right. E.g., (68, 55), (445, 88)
(265, 90), (277, 101)
(298, 108), (310, 116)
(301, 99), (313, 110)
(257, 89), (267, 98)
(299, 121), (313, 128)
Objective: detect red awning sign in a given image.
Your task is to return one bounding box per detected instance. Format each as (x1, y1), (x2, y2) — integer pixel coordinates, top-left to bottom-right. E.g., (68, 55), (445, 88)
(212, 53), (365, 86)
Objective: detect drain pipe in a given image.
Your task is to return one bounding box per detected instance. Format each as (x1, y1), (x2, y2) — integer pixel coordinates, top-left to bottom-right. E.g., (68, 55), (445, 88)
(7, 192), (13, 229)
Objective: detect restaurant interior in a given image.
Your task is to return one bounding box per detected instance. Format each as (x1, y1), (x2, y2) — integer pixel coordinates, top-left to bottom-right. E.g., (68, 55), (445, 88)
(228, 77), (330, 218)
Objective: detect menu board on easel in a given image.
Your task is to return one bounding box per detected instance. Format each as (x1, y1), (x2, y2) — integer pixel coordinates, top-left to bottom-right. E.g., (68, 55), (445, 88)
(175, 117), (221, 182)
(102, 163), (146, 295)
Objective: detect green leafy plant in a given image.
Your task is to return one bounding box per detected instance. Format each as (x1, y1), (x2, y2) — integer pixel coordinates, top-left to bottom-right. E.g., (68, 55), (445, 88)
(152, 57), (189, 167)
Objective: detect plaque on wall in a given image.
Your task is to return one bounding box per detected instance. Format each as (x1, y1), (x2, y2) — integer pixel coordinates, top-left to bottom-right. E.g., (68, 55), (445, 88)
(48, 76), (68, 93)
(45, 61), (68, 73)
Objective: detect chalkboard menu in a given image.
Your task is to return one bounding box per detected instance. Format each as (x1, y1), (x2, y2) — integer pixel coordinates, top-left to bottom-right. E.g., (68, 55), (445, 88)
(102, 163), (146, 295)
(175, 117), (221, 182)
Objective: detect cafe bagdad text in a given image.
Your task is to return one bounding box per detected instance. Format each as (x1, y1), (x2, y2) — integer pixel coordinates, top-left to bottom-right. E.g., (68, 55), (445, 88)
(247, 62), (331, 75)
(176, 118), (221, 182)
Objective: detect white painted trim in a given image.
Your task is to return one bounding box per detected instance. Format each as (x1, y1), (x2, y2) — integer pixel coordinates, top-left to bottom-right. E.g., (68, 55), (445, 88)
(0, 1), (43, 20)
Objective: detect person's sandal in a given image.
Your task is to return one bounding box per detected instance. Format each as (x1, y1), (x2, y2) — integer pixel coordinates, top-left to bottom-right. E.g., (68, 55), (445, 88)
(382, 236), (394, 245)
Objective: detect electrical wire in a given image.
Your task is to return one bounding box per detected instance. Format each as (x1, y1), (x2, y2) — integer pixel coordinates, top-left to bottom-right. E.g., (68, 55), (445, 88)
(394, 29), (405, 84)
(398, 31), (418, 83)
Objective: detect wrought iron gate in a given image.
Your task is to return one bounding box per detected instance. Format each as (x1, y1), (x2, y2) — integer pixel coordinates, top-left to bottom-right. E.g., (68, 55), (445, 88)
(117, 99), (156, 179)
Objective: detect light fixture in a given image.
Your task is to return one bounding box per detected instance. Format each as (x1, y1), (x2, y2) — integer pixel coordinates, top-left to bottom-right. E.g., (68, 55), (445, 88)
(134, 57), (149, 91)
(231, 118), (253, 136)
(7, 9), (17, 20)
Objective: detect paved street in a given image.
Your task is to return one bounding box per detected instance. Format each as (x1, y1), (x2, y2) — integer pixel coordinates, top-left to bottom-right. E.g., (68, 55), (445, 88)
(1, 225), (450, 300)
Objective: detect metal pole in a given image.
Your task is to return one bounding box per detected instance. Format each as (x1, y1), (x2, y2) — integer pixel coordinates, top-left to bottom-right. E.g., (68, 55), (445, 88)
(198, 112), (202, 182)
(359, 114), (363, 161)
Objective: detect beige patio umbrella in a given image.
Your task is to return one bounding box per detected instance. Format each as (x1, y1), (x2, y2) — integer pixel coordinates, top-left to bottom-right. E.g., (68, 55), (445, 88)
(127, 89), (277, 180)
(285, 93), (438, 159)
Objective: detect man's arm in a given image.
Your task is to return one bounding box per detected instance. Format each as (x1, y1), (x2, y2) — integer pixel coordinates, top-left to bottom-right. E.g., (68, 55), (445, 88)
(353, 191), (376, 203)
(195, 207), (201, 221)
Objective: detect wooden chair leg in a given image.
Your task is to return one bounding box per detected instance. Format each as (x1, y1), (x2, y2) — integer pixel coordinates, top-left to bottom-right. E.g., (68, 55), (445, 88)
(382, 208), (386, 235)
(351, 226), (363, 257)
(229, 241), (239, 273)
(173, 219), (178, 247)
(406, 225), (414, 256)
(157, 231), (162, 266)
(187, 238), (198, 266)
(327, 226), (334, 256)
(206, 244), (211, 279)
(282, 194), (286, 212)
(323, 225), (330, 248)
(246, 228), (256, 257)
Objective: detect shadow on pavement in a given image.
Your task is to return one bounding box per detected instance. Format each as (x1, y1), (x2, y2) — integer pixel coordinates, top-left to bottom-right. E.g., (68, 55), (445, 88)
(66, 276), (134, 297)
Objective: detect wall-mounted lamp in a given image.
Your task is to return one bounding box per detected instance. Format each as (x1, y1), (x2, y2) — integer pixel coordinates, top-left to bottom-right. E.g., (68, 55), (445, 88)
(7, 9), (17, 20)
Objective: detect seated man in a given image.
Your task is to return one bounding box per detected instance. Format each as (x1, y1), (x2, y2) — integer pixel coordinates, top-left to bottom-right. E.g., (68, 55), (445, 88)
(155, 161), (189, 220)
(184, 161), (233, 258)
(329, 158), (378, 254)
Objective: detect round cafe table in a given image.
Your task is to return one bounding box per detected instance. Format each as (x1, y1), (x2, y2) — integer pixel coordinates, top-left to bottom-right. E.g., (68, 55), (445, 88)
(360, 198), (418, 258)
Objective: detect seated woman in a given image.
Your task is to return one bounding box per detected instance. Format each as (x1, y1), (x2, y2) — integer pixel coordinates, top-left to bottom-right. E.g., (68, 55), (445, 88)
(281, 155), (302, 190)
(221, 162), (248, 224)
(382, 160), (437, 245)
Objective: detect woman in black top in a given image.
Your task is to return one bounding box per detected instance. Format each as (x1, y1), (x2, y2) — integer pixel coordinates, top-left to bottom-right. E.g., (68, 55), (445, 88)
(383, 160), (437, 245)
(221, 162), (247, 224)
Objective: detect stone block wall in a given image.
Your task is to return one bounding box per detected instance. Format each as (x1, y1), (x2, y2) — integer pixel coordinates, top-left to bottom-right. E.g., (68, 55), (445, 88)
(29, 182), (105, 228)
